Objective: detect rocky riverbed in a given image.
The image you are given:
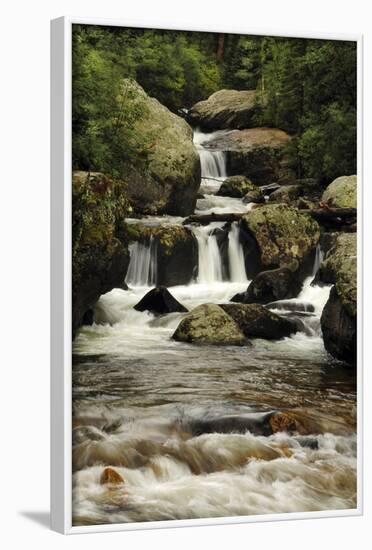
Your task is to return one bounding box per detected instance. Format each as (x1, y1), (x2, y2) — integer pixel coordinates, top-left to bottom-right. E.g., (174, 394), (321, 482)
(72, 84), (357, 526)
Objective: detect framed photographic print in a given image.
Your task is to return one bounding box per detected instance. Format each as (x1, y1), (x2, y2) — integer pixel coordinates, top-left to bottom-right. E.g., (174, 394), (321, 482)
(51, 16), (362, 534)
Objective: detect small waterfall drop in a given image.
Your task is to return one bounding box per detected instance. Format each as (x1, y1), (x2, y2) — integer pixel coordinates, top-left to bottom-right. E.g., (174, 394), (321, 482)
(192, 224), (224, 284)
(193, 130), (227, 193)
(312, 243), (324, 277)
(227, 223), (248, 282)
(125, 236), (157, 287)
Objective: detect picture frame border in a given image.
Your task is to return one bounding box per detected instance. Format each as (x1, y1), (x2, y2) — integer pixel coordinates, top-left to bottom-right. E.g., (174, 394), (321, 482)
(50, 15), (363, 535)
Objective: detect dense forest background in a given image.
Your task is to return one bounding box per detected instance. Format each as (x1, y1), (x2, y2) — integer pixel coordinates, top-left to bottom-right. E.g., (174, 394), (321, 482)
(72, 25), (357, 183)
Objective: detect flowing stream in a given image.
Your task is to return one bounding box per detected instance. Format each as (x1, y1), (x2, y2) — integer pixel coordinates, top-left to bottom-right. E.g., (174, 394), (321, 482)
(72, 130), (357, 526)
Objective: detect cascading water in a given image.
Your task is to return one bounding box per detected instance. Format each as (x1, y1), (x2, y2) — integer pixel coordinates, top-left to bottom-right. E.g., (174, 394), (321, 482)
(193, 129), (227, 193)
(125, 235), (157, 286)
(228, 222), (248, 282)
(72, 125), (355, 528)
(192, 224), (224, 284)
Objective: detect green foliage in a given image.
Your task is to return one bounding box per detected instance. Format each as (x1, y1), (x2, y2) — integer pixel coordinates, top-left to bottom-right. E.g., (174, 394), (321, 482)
(72, 25), (357, 184)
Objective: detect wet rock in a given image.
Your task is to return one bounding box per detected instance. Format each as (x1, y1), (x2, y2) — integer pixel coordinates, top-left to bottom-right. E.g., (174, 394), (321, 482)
(321, 175), (357, 209)
(243, 188), (265, 204)
(269, 412), (300, 434)
(172, 303), (247, 346)
(321, 286), (356, 365)
(134, 287), (188, 315)
(120, 79), (200, 216)
(217, 175), (257, 198)
(220, 303), (297, 339)
(265, 300), (315, 313)
(232, 266), (303, 305)
(72, 171), (131, 337)
(205, 127), (292, 185)
(82, 309), (94, 326)
(269, 184), (302, 205)
(100, 467), (124, 486)
(188, 89), (257, 130)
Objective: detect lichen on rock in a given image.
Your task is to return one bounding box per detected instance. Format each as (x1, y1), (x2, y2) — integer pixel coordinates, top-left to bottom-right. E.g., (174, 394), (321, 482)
(172, 303), (247, 346)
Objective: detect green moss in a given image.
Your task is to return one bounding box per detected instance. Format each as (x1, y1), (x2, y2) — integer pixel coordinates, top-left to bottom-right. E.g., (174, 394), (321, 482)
(242, 204), (320, 267)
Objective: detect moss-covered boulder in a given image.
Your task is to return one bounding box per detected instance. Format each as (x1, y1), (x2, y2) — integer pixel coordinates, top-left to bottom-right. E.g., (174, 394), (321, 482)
(241, 204), (320, 271)
(319, 233), (357, 364)
(217, 175), (258, 199)
(72, 171), (131, 337)
(127, 223), (198, 287)
(120, 80), (200, 216)
(172, 304), (246, 346)
(321, 175), (357, 208)
(204, 127), (292, 185)
(188, 89), (257, 130)
(220, 303), (297, 339)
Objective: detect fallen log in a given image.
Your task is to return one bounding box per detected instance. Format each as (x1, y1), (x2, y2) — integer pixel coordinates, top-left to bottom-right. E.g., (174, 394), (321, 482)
(302, 207), (357, 226)
(183, 207), (357, 227)
(183, 212), (244, 225)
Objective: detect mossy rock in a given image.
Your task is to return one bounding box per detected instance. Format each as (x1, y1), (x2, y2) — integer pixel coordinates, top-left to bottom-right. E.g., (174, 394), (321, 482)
(269, 184), (303, 205)
(119, 79), (200, 216)
(322, 175), (357, 208)
(241, 204), (320, 269)
(220, 303), (297, 339)
(317, 233), (356, 317)
(188, 89), (257, 130)
(217, 175), (258, 199)
(72, 171), (131, 336)
(172, 304), (247, 346)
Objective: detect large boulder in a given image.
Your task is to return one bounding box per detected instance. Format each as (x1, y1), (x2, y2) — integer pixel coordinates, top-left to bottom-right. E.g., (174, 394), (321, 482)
(321, 175), (357, 208)
(72, 171), (131, 337)
(319, 233), (357, 364)
(240, 204), (320, 275)
(134, 287), (188, 315)
(172, 304), (246, 346)
(127, 224), (198, 286)
(188, 89), (257, 130)
(120, 80), (200, 216)
(217, 175), (257, 198)
(204, 127), (292, 185)
(220, 303), (297, 339)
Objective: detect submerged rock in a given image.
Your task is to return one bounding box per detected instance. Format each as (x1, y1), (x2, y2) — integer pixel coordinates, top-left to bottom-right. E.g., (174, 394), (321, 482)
(72, 171), (130, 337)
(321, 175), (357, 209)
(100, 467), (124, 486)
(319, 233), (357, 364)
(204, 127), (292, 185)
(134, 287), (188, 315)
(120, 79), (200, 216)
(216, 175), (256, 198)
(172, 303), (247, 346)
(188, 89), (257, 130)
(220, 303), (297, 339)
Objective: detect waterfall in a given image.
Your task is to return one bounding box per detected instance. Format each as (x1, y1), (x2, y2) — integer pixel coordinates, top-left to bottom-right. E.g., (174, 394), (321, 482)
(193, 129), (227, 193)
(125, 236), (157, 287)
(312, 243), (324, 277)
(192, 225), (224, 284)
(228, 223), (248, 282)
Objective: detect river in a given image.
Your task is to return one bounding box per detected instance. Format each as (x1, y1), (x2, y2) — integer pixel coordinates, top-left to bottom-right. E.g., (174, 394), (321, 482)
(72, 130), (357, 526)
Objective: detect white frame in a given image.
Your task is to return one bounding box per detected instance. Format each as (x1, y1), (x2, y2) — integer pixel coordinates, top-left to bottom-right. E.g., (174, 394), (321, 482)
(51, 16), (363, 534)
